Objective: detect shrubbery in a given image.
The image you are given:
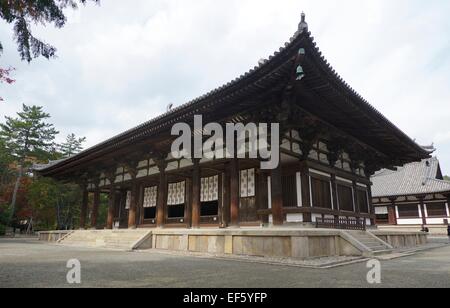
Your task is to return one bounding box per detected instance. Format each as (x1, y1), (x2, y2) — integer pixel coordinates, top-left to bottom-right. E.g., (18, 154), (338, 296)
(0, 204), (10, 236)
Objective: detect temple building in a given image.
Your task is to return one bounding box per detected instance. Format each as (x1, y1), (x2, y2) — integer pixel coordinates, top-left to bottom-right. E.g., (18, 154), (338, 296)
(35, 14), (431, 232)
(372, 154), (450, 234)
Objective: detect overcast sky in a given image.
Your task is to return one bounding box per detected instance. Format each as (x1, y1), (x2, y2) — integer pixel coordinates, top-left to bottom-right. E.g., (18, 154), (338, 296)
(0, 0), (449, 174)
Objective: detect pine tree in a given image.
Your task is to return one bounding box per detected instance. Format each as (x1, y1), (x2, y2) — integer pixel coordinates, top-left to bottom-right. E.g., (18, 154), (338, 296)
(58, 133), (86, 158)
(0, 104), (58, 222)
(0, 0), (99, 62)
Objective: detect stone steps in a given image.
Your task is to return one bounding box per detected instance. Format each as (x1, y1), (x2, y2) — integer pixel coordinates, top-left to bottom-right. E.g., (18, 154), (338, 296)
(58, 230), (151, 250)
(344, 231), (393, 256)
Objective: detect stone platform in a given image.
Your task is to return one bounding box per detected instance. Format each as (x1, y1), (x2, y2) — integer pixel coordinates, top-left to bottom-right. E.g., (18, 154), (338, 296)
(39, 228), (428, 260)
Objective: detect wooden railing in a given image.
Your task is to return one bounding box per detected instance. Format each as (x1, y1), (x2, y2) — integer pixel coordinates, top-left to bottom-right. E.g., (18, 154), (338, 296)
(315, 217), (366, 231)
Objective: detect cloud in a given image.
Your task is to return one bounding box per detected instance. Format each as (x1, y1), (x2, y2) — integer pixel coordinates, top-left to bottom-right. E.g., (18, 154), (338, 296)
(0, 0), (449, 173)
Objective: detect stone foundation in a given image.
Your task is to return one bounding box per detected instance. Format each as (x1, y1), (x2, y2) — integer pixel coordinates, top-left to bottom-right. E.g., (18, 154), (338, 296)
(371, 230), (428, 248)
(378, 225), (449, 236)
(148, 229), (371, 259)
(38, 230), (72, 242)
(39, 228), (428, 259)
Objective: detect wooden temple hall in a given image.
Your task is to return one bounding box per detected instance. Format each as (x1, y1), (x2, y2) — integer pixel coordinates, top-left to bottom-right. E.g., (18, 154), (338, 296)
(36, 14), (431, 231)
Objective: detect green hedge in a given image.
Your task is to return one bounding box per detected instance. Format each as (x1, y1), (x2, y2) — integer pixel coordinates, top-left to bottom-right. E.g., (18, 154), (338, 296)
(0, 224), (6, 236)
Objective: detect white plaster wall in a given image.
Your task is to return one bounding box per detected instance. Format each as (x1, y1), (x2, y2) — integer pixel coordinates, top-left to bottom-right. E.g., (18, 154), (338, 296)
(311, 214), (322, 223)
(397, 218), (423, 225)
(286, 214), (303, 223)
(426, 218), (450, 225)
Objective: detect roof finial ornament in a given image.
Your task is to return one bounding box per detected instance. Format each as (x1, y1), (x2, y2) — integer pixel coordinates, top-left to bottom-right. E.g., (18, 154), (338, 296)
(298, 11), (308, 33)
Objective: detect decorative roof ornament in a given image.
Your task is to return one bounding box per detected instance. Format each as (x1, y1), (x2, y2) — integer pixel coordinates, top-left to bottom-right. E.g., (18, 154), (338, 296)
(295, 48), (306, 81)
(421, 143), (436, 153)
(298, 12), (308, 33)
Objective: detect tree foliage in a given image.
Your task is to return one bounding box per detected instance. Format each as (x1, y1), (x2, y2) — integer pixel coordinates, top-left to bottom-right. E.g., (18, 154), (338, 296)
(58, 133), (86, 158)
(0, 104), (59, 162)
(27, 177), (81, 230)
(0, 0), (99, 62)
(0, 67), (15, 102)
(0, 138), (14, 186)
(0, 104), (88, 230)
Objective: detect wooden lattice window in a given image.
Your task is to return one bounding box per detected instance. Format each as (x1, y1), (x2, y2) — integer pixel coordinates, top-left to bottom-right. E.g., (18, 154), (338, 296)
(426, 203), (447, 217)
(357, 189), (369, 213)
(282, 174), (297, 208)
(397, 204), (420, 218)
(337, 184), (354, 212)
(311, 176), (332, 209)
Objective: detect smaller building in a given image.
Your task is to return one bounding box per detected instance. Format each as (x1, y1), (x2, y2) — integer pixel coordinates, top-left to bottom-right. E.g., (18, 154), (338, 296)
(372, 156), (450, 234)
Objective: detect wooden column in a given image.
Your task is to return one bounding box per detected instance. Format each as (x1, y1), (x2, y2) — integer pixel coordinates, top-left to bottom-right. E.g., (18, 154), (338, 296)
(156, 161), (168, 228)
(330, 174), (339, 223)
(419, 197), (427, 226)
(217, 173), (225, 228)
(128, 179), (138, 229)
(221, 168), (231, 228)
(300, 164), (312, 223)
(270, 163), (284, 226)
(388, 198), (397, 225)
(106, 184), (116, 229)
(90, 187), (100, 229)
(352, 180), (360, 215)
(191, 159), (201, 228)
(230, 158), (240, 226)
(184, 178), (192, 227)
(367, 184), (375, 225)
(256, 170), (269, 224)
(80, 185), (89, 229)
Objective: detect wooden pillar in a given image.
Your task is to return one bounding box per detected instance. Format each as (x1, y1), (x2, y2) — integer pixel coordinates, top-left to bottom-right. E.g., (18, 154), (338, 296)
(90, 187), (100, 229)
(128, 179), (138, 229)
(352, 180), (360, 215)
(301, 165), (312, 223)
(156, 161), (167, 228)
(388, 198), (397, 225)
(191, 159), (201, 228)
(217, 172), (225, 228)
(230, 158), (240, 226)
(138, 184), (144, 226)
(221, 168), (231, 228)
(330, 174), (339, 223)
(271, 163), (284, 226)
(367, 184), (375, 225)
(80, 185), (89, 229)
(184, 178), (192, 227)
(106, 184), (116, 229)
(256, 170), (269, 224)
(419, 197), (427, 226)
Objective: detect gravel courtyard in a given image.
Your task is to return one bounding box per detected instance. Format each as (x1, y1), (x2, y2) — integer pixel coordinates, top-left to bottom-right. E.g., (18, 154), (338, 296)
(0, 238), (449, 288)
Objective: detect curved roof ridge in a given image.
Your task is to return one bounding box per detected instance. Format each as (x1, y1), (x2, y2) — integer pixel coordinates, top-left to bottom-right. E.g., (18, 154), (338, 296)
(37, 13), (430, 175)
(302, 33), (429, 158)
(43, 21), (310, 164)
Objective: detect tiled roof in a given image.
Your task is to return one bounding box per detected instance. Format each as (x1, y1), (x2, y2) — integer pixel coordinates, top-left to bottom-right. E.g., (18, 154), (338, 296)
(32, 159), (68, 171)
(37, 13), (430, 176)
(371, 157), (450, 197)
